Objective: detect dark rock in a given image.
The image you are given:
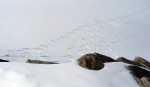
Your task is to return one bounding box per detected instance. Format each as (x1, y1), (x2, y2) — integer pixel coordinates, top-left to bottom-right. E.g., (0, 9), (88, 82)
(92, 52), (116, 63)
(116, 57), (140, 66)
(133, 57), (150, 70)
(76, 52), (116, 70)
(127, 66), (150, 78)
(77, 53), (104, 70)
(26, 59), (58, 64)
(127, 66), (150, 87)
(0, 59), (9, 62)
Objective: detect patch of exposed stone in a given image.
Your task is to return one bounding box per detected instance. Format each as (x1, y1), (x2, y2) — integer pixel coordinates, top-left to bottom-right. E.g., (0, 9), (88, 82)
(125, 57), (150, 87)
(77, 52), (116, 70)
(26, 59), (59, 64)
(141, 77), (150, 87)
(127, 66), (150, 87)
(127, 66), (150, 78)
(116, 57), (140, 66)
(92, 52), (116, 63)
(77, 53), (104, 70)
(0, 59), (9, 62)
(76, 53), (150, 87)
(133, 57), (150, 70)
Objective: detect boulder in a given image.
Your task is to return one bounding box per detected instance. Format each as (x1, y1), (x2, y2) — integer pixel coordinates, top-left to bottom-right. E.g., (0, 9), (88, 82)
(77, 52), (116, 70)
(77, 53), (104, 70)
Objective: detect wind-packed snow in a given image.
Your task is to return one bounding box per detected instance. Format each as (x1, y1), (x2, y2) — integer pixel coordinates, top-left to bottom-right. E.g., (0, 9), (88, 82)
(0, 62), (139, 87)
(0, 0), (150, 87)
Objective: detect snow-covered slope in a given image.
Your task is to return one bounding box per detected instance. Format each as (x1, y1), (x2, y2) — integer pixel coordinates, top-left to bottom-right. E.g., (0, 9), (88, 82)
(0, 0), (150, 87)
(0, 62), (138, 87)
(0, 0), (150, 62)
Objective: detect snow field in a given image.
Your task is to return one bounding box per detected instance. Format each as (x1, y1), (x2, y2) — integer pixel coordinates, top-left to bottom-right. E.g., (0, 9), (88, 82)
(0, 62), (139, 87)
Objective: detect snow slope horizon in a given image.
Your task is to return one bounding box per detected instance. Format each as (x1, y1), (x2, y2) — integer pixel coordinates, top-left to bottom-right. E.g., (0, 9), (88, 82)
(0, 0), (150, 62)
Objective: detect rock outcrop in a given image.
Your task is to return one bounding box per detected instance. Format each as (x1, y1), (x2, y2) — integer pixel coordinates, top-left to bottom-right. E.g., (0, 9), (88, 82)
(133, 57), (150, 70)
(116, 57), (140, 66)
(0, 59), (9, 62)
(127, 65), (150, 87)
(26, 59), (58, 64)
(119, 57), (150, 87)
(77, 53), (104, 70)
(77, 52), (150, 87)
(92, 52), (116, 63)
(141, 77), (150, 87)
(77, 52), (116, 70)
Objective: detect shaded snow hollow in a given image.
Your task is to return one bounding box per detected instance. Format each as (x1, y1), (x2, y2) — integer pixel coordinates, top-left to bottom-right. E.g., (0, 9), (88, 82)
(0, 62), (139, 87)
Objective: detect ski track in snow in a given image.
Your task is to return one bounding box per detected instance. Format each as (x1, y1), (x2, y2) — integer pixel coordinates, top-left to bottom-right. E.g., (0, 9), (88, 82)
(1, 6), (150, 63)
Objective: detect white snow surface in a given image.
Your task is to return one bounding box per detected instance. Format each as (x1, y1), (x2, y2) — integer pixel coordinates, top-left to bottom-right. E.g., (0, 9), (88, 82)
(0, 0), (150, 87)
(0, 0), (150, 61)
(0, 62), (138, 87)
